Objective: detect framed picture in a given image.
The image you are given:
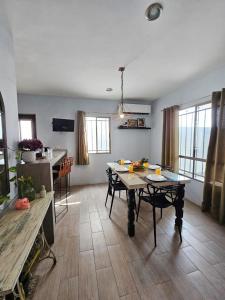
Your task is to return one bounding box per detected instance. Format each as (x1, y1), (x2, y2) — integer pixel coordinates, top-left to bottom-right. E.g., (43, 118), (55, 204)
(127, 119), (138, 128)
(138, 118), (145, 127)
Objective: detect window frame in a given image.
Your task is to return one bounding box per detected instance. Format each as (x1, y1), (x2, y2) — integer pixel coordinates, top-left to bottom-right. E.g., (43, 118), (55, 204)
(86, 116), (111, 154)
(178, 101), (211, 182)
(19, 114), (37, 140)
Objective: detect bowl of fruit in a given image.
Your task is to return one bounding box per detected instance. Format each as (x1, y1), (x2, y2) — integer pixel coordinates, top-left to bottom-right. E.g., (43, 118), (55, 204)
(131, 158), (149, 171)
(132, 160), (144, 171)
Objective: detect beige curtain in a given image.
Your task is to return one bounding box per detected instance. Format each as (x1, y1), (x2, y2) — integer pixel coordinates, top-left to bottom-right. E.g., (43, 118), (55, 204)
(202, 89), (225, 223)
(161, 105), (179, 172)
(76, 111), (89, 165)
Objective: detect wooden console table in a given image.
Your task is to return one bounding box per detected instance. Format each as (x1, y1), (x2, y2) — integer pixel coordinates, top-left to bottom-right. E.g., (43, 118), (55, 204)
(0, 192), (56, 299)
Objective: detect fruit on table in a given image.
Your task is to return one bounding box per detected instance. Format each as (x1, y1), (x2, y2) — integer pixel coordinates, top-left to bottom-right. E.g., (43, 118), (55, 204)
(132, 161), (142, 168)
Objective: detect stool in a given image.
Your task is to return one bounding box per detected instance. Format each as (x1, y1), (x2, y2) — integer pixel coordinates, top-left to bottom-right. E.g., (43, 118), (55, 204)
(53, 158), (71, 222)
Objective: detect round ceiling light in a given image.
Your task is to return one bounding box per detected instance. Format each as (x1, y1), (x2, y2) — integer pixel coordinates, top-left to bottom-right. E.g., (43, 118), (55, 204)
(145, 3), (163, 21)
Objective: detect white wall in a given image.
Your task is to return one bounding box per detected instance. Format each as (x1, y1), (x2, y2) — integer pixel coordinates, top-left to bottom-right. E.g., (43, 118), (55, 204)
(0, 4), (19, 198)
(150, 64), (225, 206)
(18, 94), (151, 185)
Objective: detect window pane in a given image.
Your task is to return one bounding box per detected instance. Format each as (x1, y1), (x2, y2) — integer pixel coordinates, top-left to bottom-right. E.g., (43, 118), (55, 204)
(179, 157), (193, 178)
(195, 104), (211, 160)
(86, 117), (97, 153)
(19, 120), (33, 140)
(179, 109), (195, 157)
(179, 106), (195, 116)
(86, 117), (110, 153)
(97, 118), (110, 153)
(194, 160), (206, 181)
(178, 102), (211, 180)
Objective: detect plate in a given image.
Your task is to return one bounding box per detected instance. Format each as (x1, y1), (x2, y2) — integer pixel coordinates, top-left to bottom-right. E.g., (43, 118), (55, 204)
(115, 166), (129, 172)
(146, 174), (167, 182)
(148, 165), (160, 170)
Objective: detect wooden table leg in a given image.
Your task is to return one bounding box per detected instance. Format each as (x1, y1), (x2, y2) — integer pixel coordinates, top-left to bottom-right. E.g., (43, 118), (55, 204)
(174, 184), (185, 231)
(128, 189), (135, 237)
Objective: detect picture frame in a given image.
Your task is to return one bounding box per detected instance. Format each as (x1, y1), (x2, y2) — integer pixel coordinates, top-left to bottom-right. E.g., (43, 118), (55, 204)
(127, 119), (138, 128)
(138, 118), (145, 127)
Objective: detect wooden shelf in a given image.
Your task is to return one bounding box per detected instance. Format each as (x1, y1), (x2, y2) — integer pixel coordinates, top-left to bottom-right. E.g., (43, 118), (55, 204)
(118, 126), (151, 130)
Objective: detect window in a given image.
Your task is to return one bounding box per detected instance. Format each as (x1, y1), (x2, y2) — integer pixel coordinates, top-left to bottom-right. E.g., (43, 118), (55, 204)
(86, 117), (110, 154)
(179, 103), (211, 181)
(19, 114), (37, 140)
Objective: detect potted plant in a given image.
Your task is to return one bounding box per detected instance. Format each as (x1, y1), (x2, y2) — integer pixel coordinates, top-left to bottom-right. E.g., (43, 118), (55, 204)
(18, 139), (43, 163)
(18, 176), (36, 201)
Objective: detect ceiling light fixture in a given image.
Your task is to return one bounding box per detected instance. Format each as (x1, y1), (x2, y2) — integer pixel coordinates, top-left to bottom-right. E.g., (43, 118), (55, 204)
(106, 88), (113, 92)
(145, 3), (163, 21)
(118, 66), (125, 119)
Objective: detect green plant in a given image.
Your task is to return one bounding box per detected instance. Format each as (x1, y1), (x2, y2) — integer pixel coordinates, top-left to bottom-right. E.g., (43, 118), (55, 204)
(18, 176), (35, 200)
(0, 195), (9, 205)
(9, 166), (17, 185)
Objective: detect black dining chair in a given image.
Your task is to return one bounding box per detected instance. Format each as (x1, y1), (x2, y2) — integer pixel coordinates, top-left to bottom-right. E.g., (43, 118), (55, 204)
(137, 184), (182, 247)
(105, 168), (128, 217)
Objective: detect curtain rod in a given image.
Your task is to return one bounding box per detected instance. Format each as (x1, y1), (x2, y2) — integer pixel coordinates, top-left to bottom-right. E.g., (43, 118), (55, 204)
(161, 94), (211, 111)
(86, 112), (117, 115)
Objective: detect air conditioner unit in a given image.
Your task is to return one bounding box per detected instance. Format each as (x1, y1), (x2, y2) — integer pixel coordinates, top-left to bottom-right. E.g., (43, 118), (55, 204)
(121, 103), (151, 115)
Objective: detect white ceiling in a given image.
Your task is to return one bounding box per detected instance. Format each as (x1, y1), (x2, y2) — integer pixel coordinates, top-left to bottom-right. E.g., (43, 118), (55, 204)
(5, 0), (225, 101)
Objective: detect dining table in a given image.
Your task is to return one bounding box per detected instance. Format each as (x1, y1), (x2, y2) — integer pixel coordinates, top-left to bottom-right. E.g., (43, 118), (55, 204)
(107, 162), (191, 237)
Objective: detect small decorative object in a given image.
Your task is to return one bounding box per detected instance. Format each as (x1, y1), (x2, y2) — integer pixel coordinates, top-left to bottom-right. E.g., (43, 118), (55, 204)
(138, 118), (145, 127)
(15, 198), (30, 210)
(127, 119), (138, 128)
(18, 176), (36, 201)
(40, 185), (47, 198)
(18, 139), (43, 163)
(121, 121), (128, 127)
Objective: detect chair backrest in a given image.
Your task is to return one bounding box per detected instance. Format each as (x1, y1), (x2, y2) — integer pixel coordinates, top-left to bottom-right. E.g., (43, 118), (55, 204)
(106, 168), (118, 186)
(59, 158), (72, 178)
(146, 183), (180, 203)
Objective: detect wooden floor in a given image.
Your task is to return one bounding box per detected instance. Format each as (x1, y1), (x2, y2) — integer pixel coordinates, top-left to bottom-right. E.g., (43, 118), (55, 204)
(33, 184), (225, 300)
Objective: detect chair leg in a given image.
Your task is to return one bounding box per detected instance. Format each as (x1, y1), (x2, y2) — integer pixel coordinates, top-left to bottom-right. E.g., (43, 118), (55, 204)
(105, 186), (110, 206)
(136, 197), (141, 221)
(109, 190), (115, 218)
(65, 175), (68, 212)
(160, 208), (163, 219)
(153, 206), (157, 247)
(59, 177), (62, 200)
(126, 190), (128, 202)
(119, 190), (121, 198)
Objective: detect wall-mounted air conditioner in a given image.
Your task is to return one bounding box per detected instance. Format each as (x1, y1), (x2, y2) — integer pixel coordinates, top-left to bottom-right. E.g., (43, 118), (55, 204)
(122, 103), (151, 115)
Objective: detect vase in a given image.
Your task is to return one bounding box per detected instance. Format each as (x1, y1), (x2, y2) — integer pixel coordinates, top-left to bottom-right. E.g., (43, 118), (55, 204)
(22, 151), (36, 163)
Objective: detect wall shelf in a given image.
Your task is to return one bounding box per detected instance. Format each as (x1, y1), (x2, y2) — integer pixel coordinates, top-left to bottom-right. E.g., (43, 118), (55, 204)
(118, 126), (151, 130)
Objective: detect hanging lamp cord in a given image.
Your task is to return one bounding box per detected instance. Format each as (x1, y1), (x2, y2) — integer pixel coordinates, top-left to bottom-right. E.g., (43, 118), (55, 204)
(121, 69), (124, 109)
